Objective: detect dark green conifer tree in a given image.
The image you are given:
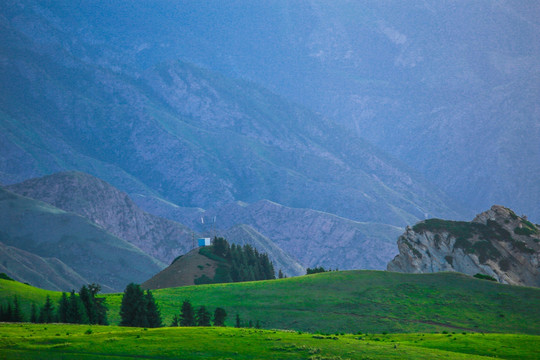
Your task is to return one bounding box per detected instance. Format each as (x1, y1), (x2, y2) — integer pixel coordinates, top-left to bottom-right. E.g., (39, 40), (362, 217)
(235, 313), (241, 328)
(213, 307), (227, 326)
(57, 292), (69, 323)
(179, 300), (195, 327)
(79, 285), (97, 324)
(12, 297), (23, 322)
(39, 295), (55, 323)
(196, 306), (211, 326)
(67, 290), (88, 324)
(88, 283), (108, 325)
(171, 314), (179, 327)
(30, 303), (38, 323)
(145, 290), (162, 328)
(119, 283), (147, 327)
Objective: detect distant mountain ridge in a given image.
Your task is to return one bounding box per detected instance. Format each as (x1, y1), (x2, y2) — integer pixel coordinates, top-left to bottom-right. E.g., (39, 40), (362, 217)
(0, 186), (164, 292)
(388, 206), (540, 287)
(138, 196), (402, 271)
(7, 171), (193, 264)
(6, 171), (305, 277)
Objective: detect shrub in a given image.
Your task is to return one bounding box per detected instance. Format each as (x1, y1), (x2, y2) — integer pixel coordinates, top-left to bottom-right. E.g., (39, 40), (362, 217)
(473, 273), (497, 282)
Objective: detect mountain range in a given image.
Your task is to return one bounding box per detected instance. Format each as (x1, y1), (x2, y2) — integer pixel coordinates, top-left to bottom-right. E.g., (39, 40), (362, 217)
(0, 1), (538, 289)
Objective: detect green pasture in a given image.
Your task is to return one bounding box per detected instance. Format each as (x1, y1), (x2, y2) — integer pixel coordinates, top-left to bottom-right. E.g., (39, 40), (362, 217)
(2, 270), (540, 334)
(0, 324), (538, 360)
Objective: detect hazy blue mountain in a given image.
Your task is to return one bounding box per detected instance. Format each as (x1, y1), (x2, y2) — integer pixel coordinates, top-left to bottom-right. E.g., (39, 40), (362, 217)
(7, 171), (304, 277)
(7, 171), (194, 264)
(23, 0), (538, 220)
(0, 241), (89, 292)
(0, 0), (460, 230)
(0, 186), (164, 292)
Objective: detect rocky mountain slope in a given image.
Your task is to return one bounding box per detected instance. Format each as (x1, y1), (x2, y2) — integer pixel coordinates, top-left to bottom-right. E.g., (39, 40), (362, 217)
(7, 171), (193, 264)
(144, 198), (402, 271)
(387, 206), (540, 287)
(29, 0), (538, 220)
(0, 0), (460, 229)
(0, 186), (164, 292)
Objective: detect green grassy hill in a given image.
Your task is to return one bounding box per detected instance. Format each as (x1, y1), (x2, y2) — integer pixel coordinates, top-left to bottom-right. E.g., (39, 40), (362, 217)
(2, 270), (539, 334)
(0, 324), (538, 360)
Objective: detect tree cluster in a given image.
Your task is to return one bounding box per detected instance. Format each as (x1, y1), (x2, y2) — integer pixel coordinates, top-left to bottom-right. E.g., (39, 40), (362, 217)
(57, 284), (108, 324)
(119, 283), (161, 328)
(0, 296), (24, 322)
(170, 299), (226, 327)
(1, 284), (107, 324)
(306, 266), (336, 275)
(204, 237), (275, 283)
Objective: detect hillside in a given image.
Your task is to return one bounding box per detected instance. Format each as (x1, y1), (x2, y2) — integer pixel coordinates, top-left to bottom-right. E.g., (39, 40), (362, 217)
(4, 270), (539, 335)
(141, 248), (221, 290)
(7, 171), (194, 264)
(143, 239), (276, 289)
(0, 242), (86, 292)
(0, 186), (164, 292)
(387, 206), (540, 287)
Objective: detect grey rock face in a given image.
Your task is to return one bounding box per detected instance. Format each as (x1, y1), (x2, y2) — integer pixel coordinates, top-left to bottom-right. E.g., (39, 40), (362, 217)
(388, 206), (540, 287)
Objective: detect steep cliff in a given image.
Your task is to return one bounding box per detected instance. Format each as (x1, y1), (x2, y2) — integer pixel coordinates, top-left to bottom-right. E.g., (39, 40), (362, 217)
(387, 206), (540, 287)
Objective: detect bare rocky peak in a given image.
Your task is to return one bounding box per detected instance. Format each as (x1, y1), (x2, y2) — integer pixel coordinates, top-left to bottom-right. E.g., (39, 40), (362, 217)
(387, 206), (540, 287)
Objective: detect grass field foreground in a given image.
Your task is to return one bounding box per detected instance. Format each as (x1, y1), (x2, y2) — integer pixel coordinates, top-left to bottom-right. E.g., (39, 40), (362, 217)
(0, 323), (539, 360)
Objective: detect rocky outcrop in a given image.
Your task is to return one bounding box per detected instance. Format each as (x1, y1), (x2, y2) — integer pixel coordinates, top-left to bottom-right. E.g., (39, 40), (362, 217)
(387, 206), (540, 287)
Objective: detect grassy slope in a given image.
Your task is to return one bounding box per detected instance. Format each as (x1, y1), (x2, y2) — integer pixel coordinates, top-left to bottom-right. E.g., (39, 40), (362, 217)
(3, 270), (539, 335)
(0, 324), (538, 360)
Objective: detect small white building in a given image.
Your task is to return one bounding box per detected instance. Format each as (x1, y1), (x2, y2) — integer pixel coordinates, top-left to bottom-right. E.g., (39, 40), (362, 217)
(198, 238), (211, 247)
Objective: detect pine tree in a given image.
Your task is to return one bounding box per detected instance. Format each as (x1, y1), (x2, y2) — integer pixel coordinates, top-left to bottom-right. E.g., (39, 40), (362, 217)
(179, 300), (195, 327)
(88, 283), (108, 325)
(57, 292), (69, 323)
(171, 314), (179, 327)
(39, 295), (55, 323)
(145, 290), (162, 328)
(196, 306), (211, 326)
(79, 285), (97, 324)
(278, 269), (284, 279)
(213, 307), (227, 327)
(120, 283), (147, 327)
(5, 303), (13, 322)
(235, 313), (241, 328)
(67, 290), (88, 324)
(30, 303), (38, 323)
(12, 297), (23, 322)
